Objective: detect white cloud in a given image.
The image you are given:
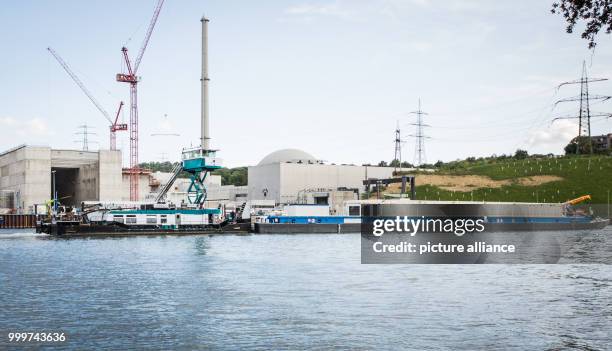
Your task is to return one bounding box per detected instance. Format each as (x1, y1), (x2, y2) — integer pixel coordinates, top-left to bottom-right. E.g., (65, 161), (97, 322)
(526, 119), (576, 149)
(24, 118), (51, 136)
(0, 117), (17, 127)
(0, 116), (53, 137)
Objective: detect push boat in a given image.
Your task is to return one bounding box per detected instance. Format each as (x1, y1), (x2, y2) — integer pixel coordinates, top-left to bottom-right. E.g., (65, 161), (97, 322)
(36, 202), (250, 236)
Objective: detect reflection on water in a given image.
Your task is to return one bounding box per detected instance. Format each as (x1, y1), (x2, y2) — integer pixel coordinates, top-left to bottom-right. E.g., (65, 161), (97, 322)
(0, 228), (611, 350)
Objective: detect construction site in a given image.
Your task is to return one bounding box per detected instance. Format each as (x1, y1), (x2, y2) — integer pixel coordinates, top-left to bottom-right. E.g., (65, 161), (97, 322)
(0, 1), (610, 226)
(0, 0), (398, 222)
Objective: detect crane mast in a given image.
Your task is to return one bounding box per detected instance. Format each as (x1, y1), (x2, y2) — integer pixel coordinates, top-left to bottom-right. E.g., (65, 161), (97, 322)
(116, 0), (165, 201)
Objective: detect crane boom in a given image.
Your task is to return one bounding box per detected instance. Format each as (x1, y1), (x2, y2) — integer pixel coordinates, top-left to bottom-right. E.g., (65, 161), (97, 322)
(134, 0), (165, 74)
(565, 195), (591, 206)
(47, 47), (113, 125)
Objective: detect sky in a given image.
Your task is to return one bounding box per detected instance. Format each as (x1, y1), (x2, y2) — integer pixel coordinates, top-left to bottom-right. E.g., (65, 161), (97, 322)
(1, 0), (611, 168)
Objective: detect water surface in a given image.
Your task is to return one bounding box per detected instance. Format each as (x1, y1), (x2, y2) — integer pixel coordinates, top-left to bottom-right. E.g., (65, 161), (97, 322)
(1, 229), (611, 350)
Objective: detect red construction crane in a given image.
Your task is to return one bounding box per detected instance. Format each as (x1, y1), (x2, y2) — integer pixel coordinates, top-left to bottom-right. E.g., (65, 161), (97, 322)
(117, 0), (165, 201)
(47, 47), (127, 150)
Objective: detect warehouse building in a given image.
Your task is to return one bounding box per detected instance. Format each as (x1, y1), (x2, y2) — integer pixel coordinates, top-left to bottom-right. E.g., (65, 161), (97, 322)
(0, 145), (122, 213)
(248, 149), (400, 207)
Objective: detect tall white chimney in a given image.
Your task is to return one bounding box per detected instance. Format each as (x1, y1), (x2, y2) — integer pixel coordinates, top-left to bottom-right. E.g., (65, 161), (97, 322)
(201, 16), (210, 150)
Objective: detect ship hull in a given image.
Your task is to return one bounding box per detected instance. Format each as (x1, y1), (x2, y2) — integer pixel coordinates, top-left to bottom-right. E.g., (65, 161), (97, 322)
(255, 219), (609, 234)
(37, 221), (251, 237)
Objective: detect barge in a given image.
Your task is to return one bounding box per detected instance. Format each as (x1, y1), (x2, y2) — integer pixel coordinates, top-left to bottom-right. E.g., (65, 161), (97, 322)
(254, 197), (609, 234)
(36, 202), (251, 236)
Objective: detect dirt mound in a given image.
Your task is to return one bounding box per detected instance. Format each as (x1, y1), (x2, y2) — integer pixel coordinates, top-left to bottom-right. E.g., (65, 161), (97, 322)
(388, 174), (563, 192)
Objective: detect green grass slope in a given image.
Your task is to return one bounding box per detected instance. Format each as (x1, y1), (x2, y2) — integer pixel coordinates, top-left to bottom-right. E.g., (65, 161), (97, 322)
(411, 156), (612, 204)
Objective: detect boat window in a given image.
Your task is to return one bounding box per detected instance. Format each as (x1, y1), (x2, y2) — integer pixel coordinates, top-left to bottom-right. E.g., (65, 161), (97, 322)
(146, 215), (157, 224)
(126, 215), (137, 224)
(348, 206), (360, 216)
(113, 215), (124, 224)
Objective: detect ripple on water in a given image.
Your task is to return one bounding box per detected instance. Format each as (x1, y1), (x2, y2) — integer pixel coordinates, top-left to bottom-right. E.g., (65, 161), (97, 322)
(0, 229), (611, 350)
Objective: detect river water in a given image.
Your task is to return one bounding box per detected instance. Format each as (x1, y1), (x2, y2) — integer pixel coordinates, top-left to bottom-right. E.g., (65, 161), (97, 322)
(1, 229), (611, 350)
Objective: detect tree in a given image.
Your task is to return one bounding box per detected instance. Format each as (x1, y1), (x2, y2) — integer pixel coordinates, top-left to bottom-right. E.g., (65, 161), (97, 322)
(564, 136), (594, 154)
(212, 167), (248, 186)
(514, 149), (529, 159)
(377, 160), (388, 167)
(552, 0), (612, 48)
(389, 159), (401, 167)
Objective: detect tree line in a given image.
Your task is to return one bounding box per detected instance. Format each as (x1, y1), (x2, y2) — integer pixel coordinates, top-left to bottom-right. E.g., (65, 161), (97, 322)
(139, 161), (247, 186)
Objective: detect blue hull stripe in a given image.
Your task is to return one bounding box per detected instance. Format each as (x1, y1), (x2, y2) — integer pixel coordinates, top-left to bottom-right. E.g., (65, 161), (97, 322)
(266, 215), (593, 224)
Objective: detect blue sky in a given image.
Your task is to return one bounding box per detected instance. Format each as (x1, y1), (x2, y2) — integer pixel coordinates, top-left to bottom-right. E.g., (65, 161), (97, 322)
(1, 0), (611, 167)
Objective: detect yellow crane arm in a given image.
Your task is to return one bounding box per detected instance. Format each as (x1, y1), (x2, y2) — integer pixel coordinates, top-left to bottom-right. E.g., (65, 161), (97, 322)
(565, 195), (591, 205)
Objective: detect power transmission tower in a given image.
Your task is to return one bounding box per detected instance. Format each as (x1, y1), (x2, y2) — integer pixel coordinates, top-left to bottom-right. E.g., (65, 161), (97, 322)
(157, 153), (170, 162)
(409, 99), (431, 167)
(553, 61), (611, 154)
(74, 125), (97, 151)
(393, 120), (406, 173)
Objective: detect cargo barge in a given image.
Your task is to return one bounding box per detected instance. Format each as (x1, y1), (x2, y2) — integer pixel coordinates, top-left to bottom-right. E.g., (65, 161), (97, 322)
(254, 197), (609, 234)
(36, 198), (608, 236)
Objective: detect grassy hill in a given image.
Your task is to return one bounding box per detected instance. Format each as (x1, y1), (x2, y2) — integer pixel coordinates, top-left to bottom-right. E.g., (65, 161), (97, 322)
(393, 155), (612, 204)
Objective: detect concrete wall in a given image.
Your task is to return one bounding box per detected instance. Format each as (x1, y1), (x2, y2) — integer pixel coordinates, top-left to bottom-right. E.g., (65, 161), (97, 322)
(0, 146), (52, 212)
(50, 149), (98, 167)
(25, 147), (53, 210)
(121, 173), (153, 201)
(75, 163), (98, 203)
(248, 163), (281, 203)
(98, 150), (122, 201)
(278, 163), (393, 204)
(0, 145), (123, 212)
(248, 162), (395, 204)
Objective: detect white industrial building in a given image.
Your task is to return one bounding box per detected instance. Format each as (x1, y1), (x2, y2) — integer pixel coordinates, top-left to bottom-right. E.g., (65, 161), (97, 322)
(248, 149), (399, 206)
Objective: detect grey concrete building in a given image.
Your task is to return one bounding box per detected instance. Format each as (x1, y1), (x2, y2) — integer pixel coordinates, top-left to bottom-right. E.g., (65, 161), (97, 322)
(591, 133), (612, 153)
(0, 145), (122, 213)
(248, 149), (400, 205)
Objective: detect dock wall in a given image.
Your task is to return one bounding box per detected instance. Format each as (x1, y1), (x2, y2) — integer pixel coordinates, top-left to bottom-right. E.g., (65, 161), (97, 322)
(0, 214), (41, 229)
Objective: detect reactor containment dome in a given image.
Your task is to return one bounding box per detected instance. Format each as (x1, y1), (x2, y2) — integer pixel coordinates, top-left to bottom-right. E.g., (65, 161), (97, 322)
(257, 149), (323, 166)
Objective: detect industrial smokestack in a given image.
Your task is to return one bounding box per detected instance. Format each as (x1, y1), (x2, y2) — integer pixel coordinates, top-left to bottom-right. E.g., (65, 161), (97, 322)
(201, 16), (210, 150)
